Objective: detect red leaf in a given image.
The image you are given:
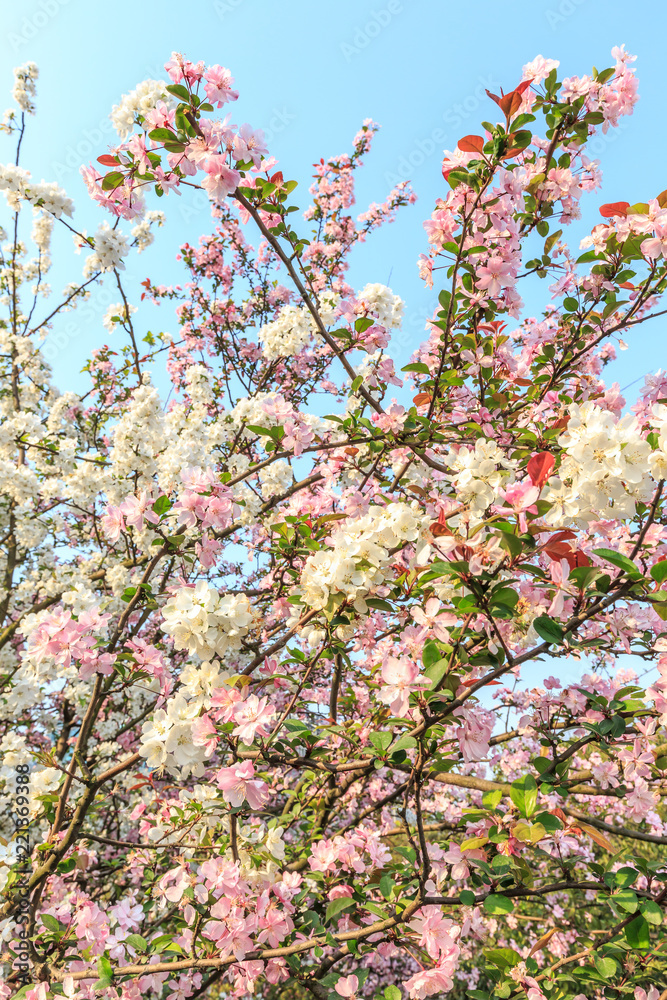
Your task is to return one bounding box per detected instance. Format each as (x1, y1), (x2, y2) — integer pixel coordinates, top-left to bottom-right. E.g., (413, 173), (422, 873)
(430, 507), (452, 538)
(570, 550), (591, 569)
(527, 452), (555, 489)
(657, 189), (667, 209)
(413, 393), (432, 407)
(458, 134), (485, 154)
(487, 82), (530, 122)
(97, 154), (119, 166)
(270, 170), (284, 186)
(461, 677), (502, 687)
(515, 78), (534, 96)
(599, 201), (630, 218)
(548, 530), (577, 543)
(544, 541), (574, 562)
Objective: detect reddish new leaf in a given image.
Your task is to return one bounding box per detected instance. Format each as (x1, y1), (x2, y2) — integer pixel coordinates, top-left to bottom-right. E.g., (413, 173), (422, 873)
(515, 78), (534, 96)
(544, 541), (575, 562)
(549, 530), (577, 542)
(527, 452), (555, 489)
(97, 154), (119, 167)
(413, 393), (432, 407)
(486, 79), (532, 122)
(599, 201), (630, 218)
(458, 134), (485, 154)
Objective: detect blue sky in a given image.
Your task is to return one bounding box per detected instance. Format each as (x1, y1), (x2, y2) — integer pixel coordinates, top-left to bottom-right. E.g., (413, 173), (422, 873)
(2, 0), (666, 399)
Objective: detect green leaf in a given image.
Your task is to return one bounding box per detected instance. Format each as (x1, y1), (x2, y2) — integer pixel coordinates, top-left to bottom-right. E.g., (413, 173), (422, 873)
(401, 362), (431, 373)
(482, 789), (503, 810)
(351, 376), (363, 393)
(423, 657), (448, 688)
(510, 775), (538, 818)
(148, 127), (178, 142)
(165, 83), (191, 101)
(594, 955), (618, 979)
(641, 900), (663, 924)
(532, 614), (565, 645)
(614, 888), (638, 912)
(95, 954), (113, 989)
(483, 894), (513, 915)
(379, 874), (394, 900)
(355, 316), (374, 333)
(101, 171), (124, 191)
(152, 495), (172, 516)
(326, 897), (354, 922)
(497, 529), (523, 558)
(41, 913), (62, 932)
(593, 548), (643, 580)
(544, 228), (563, 255)
(6, 989), (30, 1000)
(625, 914), (650, 949)
(391, 735), (417, 754)
(650, 560), (667, 583)
(369, 731), (392, 754)
(125, 933), (148, 952)
(384, 988), (401, 1000)
(365, 598), (394, 611)
(484, 946), (521, 969)
(459, 889), (476, 905)
(422, 640), (442, 668)
(614, 867), (638, 888)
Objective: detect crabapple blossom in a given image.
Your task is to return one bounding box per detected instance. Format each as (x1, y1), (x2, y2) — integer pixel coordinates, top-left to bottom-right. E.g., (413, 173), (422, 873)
(2, 43), (667, 1000)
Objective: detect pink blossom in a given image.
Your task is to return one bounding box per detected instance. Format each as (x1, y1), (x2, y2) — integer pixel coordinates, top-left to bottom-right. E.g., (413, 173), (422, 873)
(411, 597), (456, 641)
(454, 712), (492, 763)
(335, 975), (359, 998)
(378, 655), (427, 717)
(215, 760), (271, 809)
(476, 256), (514, 297)
(404, 958), (458, 999)
(232, 694), (276, 745)
(101, 504), (125, 541)
(204, 65), (239, 107)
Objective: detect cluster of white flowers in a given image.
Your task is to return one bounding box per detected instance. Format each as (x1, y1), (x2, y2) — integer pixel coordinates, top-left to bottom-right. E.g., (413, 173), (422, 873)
(543, 402), (655, 525)
(179, 659), (229, 710)
(12, 63), (38, 115)
(358, 282), (404, 328)
(258, 295), (338, 361)
(84, 223), (130, 274)
(138, 693), (212, 778)
(259, 459), (293, 498)
(298, 502), (426, 614)
(446, 438), (517, 514)
(110, 79), (175, 140)
(647, 403), (667, 481)
(0, 164), (73, 218)
(103, 301), (137, 334)
(31, 211), (53, 255)
(131, 210), (166, 253)
(160, 581), (257, 659)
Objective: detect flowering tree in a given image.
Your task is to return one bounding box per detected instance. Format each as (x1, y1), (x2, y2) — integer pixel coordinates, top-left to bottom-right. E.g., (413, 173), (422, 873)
(2, 44), (667, 1000)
